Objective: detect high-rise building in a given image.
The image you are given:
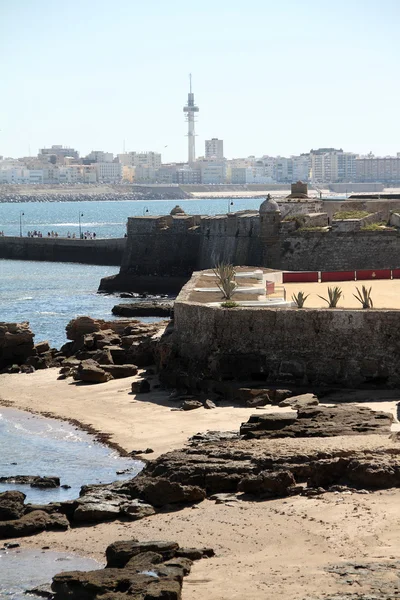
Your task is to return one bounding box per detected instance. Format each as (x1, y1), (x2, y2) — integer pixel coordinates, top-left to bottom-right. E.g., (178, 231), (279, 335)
(205, 138), (224, 160)
(39, 145), (79, 162)
(183, 74), (199, 164)
(118, 151), (161, 169)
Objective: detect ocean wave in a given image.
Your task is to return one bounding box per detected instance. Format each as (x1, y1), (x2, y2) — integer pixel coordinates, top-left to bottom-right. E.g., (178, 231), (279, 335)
(21, 296), (33, 300)
(37, 311), (61, 316)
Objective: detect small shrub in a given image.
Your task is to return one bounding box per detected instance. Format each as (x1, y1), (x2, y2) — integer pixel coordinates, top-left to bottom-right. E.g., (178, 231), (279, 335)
(333, 210), (370, 220)
(298, 226), (327, 232)
(291, 291), (310, 308)
(213, 262), (237, 300)
(361, 222), (391, 231)
(318, 286), (343, 308)
(221, 301), (239, 308)
(353, 285), (373, 309)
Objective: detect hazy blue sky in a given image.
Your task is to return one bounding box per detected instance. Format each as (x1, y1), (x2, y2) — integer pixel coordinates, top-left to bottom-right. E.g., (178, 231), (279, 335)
(1, 0), (399, 162)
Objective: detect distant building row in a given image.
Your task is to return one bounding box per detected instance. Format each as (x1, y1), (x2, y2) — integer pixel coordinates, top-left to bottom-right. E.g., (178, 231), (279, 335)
(2, 143), (400, 185)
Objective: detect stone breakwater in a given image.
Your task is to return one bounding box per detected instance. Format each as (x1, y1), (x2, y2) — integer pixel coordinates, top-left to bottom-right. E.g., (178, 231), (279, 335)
(0, 236), (126, 265)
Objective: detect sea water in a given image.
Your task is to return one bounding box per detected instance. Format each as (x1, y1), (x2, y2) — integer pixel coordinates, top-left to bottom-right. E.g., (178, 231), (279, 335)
(0, 547), (102, 599)
(0, 197), (262, 238)
(0, 407), (142, 503)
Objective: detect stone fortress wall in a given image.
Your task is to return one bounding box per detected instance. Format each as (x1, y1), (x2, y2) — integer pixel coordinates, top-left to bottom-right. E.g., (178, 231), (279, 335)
(169, 288), (400, 388)
(118, 195), (400, 285)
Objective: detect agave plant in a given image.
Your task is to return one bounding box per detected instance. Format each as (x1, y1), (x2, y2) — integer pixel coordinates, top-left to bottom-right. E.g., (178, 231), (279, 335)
(213, 262), (237, 300)
(353, 285), (373, 309)
(291, 291), (310, 308)
(318, 286), (343, 308)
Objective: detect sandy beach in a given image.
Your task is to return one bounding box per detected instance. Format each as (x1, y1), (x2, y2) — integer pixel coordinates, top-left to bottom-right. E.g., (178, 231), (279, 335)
(2, 369), (400, 599)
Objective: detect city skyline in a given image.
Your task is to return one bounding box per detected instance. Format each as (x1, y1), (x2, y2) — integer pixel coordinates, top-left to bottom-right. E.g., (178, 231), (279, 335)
(1, 0), (400, 161)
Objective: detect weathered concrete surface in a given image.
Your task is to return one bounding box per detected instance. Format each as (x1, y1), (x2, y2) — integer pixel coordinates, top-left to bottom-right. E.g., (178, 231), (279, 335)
(0, 236), (125, 266)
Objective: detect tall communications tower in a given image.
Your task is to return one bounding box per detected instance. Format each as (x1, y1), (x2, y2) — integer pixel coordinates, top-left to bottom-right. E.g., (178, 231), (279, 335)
(183, 74), (199, 165)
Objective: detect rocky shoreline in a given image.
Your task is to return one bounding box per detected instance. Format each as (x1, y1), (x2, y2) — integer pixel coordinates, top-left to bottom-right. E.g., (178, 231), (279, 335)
(3, 317), (400, 598)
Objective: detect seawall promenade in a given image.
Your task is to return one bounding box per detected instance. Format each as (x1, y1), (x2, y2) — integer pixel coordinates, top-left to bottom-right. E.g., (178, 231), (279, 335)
(0, 236), (126, 266)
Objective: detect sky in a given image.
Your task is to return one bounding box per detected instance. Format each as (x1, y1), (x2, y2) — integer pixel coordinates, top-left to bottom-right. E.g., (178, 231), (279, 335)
(1, 0), (400, 162)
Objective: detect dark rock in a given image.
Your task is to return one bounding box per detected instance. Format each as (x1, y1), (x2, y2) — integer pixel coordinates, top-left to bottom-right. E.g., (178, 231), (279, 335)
(181, 400), (203, 411)
(112, 302), (173, 318)
(131, 379), (151, 394)
(25, 582), (53, 598)
(0, 491), (26, 521)
(130, 448), (154, 456)
(240, 405), (393, 439)
(73, 359), (112, 384)
(120, 499), (156, 520)
(91, 348), (114, 365)
(0, 322), (35, 370)
(234, 388), (272, 405)
(238, 470), (296, 497)
(0, 510), (68, 539)
(204, 399), (216, 409)
(106, 540), (179, 568)
(101, 364), (138, 379)
(130, 476), (206, 507)
(279, 393), (319, 409)
(20, 364), (35, 374)
(34, 341), (50, 354)
(0, 476), (60, 489)
(104, 345), (127, 365)
(73, 492), (123, 523)
(240, 412), (298, 436)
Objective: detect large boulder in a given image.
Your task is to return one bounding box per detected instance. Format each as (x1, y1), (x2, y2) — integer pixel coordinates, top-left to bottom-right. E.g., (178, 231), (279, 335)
(73, 359), (112, 384)
(0, 510), (68, 539)
(106, 540), (179, 568)
(0, 322), (35, 370)
(101, 364), (138, 379)
(0, 491), (26, 521)
(238, 470), (296, 497)
(112, 302), (173, 318)
(129, 476), (206, 508)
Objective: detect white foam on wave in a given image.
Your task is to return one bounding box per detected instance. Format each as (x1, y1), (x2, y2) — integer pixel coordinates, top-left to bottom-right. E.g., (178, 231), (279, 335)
(21, 296), (33, 300)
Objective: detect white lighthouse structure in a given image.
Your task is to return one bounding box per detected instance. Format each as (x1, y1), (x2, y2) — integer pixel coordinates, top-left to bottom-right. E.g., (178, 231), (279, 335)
(183, 74), (199, 165)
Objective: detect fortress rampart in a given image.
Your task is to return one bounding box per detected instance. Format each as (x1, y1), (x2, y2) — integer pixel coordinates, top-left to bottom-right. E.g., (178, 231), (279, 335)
(108, 197), (400, 293)
(158, 273), (400, 389)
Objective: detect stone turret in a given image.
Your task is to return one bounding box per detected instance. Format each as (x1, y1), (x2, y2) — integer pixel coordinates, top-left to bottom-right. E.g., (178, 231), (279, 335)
(170, 205), (186, 216)
(259, 194), (281, 268)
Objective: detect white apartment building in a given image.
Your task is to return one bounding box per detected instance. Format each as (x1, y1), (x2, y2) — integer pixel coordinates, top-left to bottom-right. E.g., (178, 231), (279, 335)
(310, 148), (357, 183)
(205, 138), (224, 160)
(118, 151), (161, 169)
(94, 162), (122, 182)
(85, 150), (113, 163)
(201, 162), (226, 184)
(231, 166), (273, 185)
(292, 155), (310, 181)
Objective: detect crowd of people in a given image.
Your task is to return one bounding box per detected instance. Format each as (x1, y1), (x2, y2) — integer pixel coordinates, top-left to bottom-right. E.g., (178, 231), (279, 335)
(25, 230), (98, 239)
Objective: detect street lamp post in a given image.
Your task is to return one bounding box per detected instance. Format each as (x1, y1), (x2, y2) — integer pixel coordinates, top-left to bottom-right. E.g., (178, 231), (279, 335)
(19, 211), (24, 237)
(143, 207), (149, 216)
(78, 212), (83, 239)
(228, 200), (233, 213)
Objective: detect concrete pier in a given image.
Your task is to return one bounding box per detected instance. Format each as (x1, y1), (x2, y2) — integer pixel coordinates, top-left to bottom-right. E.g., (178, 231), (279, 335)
(0, 236), (126, 266)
